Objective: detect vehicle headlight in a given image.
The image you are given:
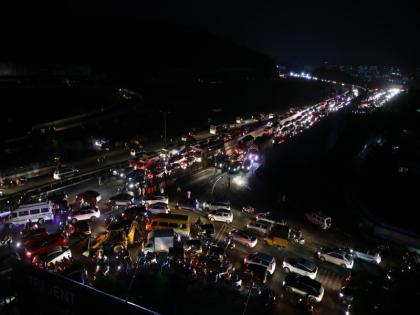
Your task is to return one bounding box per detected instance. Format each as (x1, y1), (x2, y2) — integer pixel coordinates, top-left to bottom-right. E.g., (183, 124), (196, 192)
(120, 174), (124, 177)
(16, 242), (21, 248)
(67, 216), (72, 220)
(339, 293), (344, 298)
(129, 184), (134, 188)
(282, 281), (286, 286)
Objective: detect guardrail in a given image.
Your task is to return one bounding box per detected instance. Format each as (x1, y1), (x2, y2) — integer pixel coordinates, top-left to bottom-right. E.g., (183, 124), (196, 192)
(0, 159), (129, 204)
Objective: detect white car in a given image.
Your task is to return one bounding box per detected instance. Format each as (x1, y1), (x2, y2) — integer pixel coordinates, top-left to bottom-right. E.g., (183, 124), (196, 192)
(53, 168), (79, 180)
(147, 202), (170, 215)
(203, 201), (230, 212)
(246, 220), (272, 235)
(207, 209), (233, 223)
(282, 257), (318, 279)
(283, 274), (324, 302)
(352, 248), (381, 264)
(109, 192), (134, 207)
(316, 248), (354, 269)
(142, 195), (169, 207)
(244, 252), (276, 274)
(34, 246), (72, 266)
(230, 230), (257, 248)
(68, 207), (100, 223)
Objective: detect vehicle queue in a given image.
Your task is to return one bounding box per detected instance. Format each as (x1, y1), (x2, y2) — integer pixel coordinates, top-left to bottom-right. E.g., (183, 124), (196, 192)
(1, 89), (414, 314)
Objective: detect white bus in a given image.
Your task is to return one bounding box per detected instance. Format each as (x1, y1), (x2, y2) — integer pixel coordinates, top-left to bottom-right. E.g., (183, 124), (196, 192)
(7, 201), (53, 225)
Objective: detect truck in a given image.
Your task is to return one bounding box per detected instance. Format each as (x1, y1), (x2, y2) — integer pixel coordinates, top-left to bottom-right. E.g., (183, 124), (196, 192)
(90, 219), (142, 254)
(144, 230), (174, 254)
(266, 224), (290, 248)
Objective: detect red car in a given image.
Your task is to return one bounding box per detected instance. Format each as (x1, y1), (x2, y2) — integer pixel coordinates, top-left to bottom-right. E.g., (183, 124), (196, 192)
(22, 229), (49, 247)
(25, 233), (67, 259)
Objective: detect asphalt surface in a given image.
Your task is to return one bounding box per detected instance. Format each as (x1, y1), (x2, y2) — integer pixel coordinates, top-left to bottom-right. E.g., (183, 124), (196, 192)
(1, 89), (404, 315)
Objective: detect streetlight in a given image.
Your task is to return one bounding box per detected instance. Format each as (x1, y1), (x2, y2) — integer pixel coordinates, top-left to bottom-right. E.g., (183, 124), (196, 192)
(160, 110), (171, 148)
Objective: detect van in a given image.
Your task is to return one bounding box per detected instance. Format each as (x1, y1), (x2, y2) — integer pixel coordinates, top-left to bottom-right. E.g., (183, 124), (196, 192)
(146, 213), (190, 236)
(304, 211), (332, 229)
(7, 201), (53, 225)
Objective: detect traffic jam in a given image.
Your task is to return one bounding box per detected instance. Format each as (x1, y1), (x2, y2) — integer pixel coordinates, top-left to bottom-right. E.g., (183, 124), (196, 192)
(1, 87), (415, 314)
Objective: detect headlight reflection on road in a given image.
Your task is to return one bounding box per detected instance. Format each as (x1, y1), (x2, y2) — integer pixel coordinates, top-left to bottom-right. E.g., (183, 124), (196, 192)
(233, 175), (246, 187)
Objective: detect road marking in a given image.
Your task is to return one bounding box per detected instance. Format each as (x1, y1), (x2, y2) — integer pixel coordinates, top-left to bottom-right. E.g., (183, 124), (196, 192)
(316, 269), (345, 291)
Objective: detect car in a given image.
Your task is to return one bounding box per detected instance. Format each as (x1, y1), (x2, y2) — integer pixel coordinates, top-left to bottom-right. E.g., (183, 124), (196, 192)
(109, 192), (134, 207)
(282, 257), (318, 279)
(214, 154), (230, 170)
(316, 248), (354, 269)
(68, 221), (91, 237)
(147, 202), (170, 215)
(283, 274), (324, 302)
(247, 148), (259, 161)
(244, 252), (276, 274)
(75, 190), (101, 206)
(352, 248), (381, 264)
(142, 195), (169, 207)
(241, 159), (252, 172)
(68, 207), (100, 223)
(230, 229), (257, 248)
(25, 233), (67, 259)
(32, 246), (72, 267)
(111, 167), (125, 176)
(279, 290), (315, 313)
(181, 134), (196, 143)
(122, 206), (147, 220)
(228, 161), (242, 174)
(207, 209), (233, 223)
(304, 211), (332, 229)
(246, 220), (272, 236)
(168, 154), (185, 166)
(272, 134), (286, 145)
(176, 199), (200, 211)
(19, 228), (49, 248)
(117, 167), (135, 179)
(255, 213), (287, 226)
(127, 169), (147, 183)
(244, 264), (269, 284)
(53, 168), (79, 180)
(202, 200), (230, 212)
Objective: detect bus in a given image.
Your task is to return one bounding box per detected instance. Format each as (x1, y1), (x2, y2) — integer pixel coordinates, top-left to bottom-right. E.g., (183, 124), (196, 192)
(146, 213), (190, 236)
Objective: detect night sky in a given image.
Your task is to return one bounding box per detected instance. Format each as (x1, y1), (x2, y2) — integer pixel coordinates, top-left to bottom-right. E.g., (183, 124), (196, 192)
(2, 0), (419, 66)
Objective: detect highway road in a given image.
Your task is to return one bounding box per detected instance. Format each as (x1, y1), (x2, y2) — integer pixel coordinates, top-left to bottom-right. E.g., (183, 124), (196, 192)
(2, 86), (403, 315)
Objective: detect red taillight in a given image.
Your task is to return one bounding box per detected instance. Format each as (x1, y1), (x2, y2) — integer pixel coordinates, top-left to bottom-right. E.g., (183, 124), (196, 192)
(26, 251), (32, 258)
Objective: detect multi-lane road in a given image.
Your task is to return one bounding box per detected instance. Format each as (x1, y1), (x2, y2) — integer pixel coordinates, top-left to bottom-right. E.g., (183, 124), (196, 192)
(2, 86), (405, 314)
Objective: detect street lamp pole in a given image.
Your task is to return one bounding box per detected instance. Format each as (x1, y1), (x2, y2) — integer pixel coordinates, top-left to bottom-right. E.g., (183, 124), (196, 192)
(163, 110), (167, 148)
(243, 275), (254, 315)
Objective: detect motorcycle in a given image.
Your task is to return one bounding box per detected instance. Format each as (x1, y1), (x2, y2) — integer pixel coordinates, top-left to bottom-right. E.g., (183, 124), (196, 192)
(224, 235), (236, 249)
(241, 206), (255, 214)
(290, 229), (305, 245)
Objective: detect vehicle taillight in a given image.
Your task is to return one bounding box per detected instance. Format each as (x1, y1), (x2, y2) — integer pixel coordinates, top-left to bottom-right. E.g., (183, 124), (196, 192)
(26, 251), (32, 257)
